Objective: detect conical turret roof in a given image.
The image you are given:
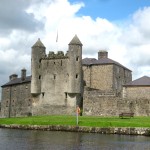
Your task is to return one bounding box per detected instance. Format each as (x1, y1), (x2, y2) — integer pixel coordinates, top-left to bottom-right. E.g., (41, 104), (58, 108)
(32, 38), (45, 48)
(69, 35), (82, 45)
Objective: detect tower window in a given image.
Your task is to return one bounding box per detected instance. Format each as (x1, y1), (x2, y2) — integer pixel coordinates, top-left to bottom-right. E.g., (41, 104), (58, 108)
(76, 74), (78, 78)
(65, 93), (68, 99)
(76, 57), (79, 61)
(54, 74), (56, 79)
(61, 60), (62, 66)
(42, 93), (45, 97)
(54, 62), (55, 64)
(39, 75), (41, 79)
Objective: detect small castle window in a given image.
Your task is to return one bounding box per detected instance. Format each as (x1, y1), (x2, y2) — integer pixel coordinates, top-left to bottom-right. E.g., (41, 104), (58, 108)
(54, 62), (55, 64)
(28, 99), (31, 106)
(39, 75), (41, 79)
(65, 93), (68, 99)
(6, 101), (8, 107)
(61, 60), (62, 66)
(42, 93), (45, 97)
(76, 57), (79, 61)
(39, 59), (42, 63)
(54, 74), (56, 79)
(76, 74), (78, 78)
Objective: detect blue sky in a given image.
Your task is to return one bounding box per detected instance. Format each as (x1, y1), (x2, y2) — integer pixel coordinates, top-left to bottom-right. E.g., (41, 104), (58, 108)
(69, 0), (150, 20)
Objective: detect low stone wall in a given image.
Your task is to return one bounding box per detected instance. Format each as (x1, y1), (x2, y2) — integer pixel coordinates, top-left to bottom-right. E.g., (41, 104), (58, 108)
(0, 124), (150, 136)
(83, 90), (150, 116)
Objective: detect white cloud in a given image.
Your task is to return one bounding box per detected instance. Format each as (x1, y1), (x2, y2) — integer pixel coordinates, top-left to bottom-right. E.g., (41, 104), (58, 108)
(0, 0), (150, 90)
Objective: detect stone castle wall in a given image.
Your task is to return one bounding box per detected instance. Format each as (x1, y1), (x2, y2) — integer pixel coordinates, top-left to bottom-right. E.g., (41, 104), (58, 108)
(83, 65), (113, 90)
(123, 86), (150, 99)
(83, 64), (132, 94)
(113, 65), (132, 95)
(83, 89), (150, 116)
(41, 57), (68, 105)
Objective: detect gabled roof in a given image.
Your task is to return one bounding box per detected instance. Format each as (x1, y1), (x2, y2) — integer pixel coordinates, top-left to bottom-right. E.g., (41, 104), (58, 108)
(124, 76), (150, 87)
(69, 35), (82, 45)
(82, 57), (131, 71)
(1, 76), (31, 87)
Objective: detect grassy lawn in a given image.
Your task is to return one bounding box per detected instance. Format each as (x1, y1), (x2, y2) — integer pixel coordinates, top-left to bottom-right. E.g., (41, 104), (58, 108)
(0, 115), (150, 127)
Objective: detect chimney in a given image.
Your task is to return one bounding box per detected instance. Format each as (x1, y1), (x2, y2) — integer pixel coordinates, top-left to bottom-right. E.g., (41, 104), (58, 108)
(9, 74), (18, 81)
(21, 68), (26, 81)
(98, 50), (108, 60)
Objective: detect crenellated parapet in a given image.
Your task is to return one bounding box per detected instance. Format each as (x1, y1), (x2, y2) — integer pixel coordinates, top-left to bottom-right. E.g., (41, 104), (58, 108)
(43, 51), (68, 60)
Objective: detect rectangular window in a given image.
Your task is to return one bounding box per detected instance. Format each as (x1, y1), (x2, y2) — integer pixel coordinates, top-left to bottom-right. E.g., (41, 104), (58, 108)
(54, 74), (56, 79)
(76, 74), (78, 78)
(76, 56), (79, 61)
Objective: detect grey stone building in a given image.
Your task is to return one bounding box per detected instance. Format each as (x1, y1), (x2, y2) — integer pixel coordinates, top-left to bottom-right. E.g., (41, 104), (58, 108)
(1, 69), (32, 117)
(31, 35), (83, 116)
(1, 35), (150, 117)
(82, 51), (132, 96)
(1, 35), (83, 117)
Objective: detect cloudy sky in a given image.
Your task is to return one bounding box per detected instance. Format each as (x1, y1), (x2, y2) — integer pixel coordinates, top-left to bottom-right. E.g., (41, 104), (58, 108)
(0, 0), (150, 88)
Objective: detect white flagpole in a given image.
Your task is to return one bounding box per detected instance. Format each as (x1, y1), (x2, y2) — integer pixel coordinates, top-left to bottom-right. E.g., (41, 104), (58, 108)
(56, 30), (58, 43)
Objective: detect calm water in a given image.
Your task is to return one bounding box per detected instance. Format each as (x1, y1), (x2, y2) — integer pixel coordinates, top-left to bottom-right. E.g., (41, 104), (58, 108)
(0, 128), (150, 150)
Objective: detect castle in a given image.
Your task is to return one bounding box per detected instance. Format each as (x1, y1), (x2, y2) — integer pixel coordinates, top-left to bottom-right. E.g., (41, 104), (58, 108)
(1, 35), (150, 118)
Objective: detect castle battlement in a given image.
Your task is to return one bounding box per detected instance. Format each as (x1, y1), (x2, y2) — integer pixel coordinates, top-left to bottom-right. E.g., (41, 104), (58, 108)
(42, 51), (68, 59)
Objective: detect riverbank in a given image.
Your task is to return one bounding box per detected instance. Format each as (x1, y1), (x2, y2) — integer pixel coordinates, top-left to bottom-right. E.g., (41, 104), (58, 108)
(0, 115), (150, 136)
(0, 124), (150, 136)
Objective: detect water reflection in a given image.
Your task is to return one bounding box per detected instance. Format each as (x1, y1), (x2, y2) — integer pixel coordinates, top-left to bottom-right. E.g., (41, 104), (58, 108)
(0, 128), (150, 150)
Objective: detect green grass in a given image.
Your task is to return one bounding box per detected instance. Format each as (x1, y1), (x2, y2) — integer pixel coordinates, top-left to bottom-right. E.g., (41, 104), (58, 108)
(0, 115), (150, 127)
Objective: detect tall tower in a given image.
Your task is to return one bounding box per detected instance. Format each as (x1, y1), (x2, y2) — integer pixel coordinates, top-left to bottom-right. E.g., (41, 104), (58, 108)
(31, 38), (46, 95)
(68, 35), (83, 94)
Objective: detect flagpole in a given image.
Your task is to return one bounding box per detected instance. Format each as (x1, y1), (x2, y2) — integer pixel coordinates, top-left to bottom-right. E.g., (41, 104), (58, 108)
(56, 30), (58, 50)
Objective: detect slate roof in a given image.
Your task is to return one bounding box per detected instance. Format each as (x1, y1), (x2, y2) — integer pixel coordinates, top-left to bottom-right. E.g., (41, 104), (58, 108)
(1, 76), (31, 87)
(82, 57), (131, 71)
(32, 38), (45, 48)
(124, 76), (150, 87)
(69, 35), (82, 45)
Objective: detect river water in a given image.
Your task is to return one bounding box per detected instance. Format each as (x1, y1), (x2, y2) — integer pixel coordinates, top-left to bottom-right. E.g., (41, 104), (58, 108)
(0, 128), (150, 150)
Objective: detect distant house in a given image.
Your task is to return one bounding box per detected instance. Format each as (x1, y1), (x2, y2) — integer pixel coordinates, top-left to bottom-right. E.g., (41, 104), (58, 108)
(123, 76), (150, 99)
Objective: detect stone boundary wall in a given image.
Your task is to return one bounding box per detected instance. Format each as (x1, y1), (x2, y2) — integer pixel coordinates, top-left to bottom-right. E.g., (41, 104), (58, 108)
(0, 124), (150, 136)
(83, 89), (150, 116)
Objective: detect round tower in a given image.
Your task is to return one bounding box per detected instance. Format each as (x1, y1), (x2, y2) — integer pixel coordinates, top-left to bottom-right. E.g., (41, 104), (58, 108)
(31, 38), (46, 95)
(68, 35), (83, 94)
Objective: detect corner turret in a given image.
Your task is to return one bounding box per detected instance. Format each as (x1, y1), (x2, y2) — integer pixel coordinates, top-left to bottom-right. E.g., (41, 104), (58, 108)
(68, 35), (83, 94)
(31, 38), (46, 95)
